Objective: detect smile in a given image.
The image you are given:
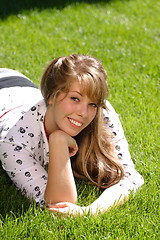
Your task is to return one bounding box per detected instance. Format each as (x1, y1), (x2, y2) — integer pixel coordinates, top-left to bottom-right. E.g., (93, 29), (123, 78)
(68, 118), (83, 127)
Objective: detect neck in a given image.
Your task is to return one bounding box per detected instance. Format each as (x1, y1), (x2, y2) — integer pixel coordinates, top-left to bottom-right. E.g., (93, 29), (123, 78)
(44, 106), (57, 136)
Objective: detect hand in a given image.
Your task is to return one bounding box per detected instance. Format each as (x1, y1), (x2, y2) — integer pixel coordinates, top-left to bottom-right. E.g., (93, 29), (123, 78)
(49, 130), (78, 157)
(47, 202), (88, 216)
(67, 135), (78, 157)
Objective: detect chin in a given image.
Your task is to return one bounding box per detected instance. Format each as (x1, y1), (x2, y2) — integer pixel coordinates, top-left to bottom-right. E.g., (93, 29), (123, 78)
(63, 129), (80, 137)
(67, 132), (79, 137)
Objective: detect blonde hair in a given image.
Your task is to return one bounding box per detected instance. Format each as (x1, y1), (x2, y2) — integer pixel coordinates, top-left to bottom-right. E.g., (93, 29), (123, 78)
(41, 54), (124, 188)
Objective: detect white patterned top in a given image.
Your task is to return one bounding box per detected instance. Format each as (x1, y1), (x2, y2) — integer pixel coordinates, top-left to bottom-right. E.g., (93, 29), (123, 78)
(0, 84), (144, 206)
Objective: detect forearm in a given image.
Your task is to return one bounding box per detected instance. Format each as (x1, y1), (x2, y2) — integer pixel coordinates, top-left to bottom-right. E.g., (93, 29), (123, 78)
(44, 136), (77, 205)
(87, 185), (128, 214)
(47, 184), (130, 216)
(87, 172), (144, 215)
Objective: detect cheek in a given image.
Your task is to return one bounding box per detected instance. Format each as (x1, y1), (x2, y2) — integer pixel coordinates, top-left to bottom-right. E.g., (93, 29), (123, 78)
(88, 109), (97, 122)
(62, 102), (74, 114)
(55, 102), (75, 120)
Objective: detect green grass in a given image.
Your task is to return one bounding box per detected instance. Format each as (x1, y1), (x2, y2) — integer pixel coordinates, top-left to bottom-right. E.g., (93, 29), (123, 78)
(0, 0), (159, 239)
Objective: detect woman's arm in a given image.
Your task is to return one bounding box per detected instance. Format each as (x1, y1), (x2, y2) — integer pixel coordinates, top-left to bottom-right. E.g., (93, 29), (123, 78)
(87, 172), (144, 215)
(87, 101), (144, 214)
(0, 129), (78, 207)
(47, 168), (144, 215)
(44, 130), (78, 205)
(0, 140), (48, 206)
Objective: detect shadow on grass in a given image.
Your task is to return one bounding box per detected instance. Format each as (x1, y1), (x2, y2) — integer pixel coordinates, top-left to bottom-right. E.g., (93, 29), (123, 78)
(0, 164), (31, 219)
(0, 0), (112, 19)
(0, 163), (101, 219)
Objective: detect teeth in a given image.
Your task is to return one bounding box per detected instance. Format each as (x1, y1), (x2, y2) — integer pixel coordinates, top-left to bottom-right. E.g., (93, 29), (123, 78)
(69, 119), (82, 127)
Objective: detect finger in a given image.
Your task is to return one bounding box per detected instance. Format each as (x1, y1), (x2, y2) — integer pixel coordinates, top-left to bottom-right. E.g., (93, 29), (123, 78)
(48, 207), (70, 214)
(54, 202), (70, 207)
(69, 147), (78, 157)
(47, 202), (70, 208)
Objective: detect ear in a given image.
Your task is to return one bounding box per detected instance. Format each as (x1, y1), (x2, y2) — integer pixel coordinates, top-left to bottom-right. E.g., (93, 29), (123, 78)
(48, 89), (61, 105)
(48, 95), (54, 105)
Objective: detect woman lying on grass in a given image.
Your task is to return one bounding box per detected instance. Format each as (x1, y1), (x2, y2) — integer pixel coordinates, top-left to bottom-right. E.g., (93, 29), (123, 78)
(0, 54), (144, 215)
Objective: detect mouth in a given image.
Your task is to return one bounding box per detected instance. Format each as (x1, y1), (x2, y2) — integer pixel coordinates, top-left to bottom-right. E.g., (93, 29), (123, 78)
(68, 118), (83, 127)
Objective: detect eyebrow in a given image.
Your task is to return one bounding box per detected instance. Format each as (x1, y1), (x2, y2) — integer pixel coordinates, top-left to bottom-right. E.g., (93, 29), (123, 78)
(70, 91), (83, 96)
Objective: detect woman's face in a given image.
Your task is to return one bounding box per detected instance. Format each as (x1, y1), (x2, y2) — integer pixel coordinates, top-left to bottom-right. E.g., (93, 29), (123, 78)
(45, 81), (98, 136)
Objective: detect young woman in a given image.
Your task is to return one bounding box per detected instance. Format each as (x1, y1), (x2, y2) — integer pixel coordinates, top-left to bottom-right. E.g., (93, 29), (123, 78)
(0, 54), (144, 215)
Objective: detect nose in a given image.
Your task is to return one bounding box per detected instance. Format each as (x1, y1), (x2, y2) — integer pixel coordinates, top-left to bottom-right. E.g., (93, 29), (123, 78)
(77, 103), (88, 118)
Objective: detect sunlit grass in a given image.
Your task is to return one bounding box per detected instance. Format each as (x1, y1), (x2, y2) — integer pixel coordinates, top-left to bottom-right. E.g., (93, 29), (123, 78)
(0, 0), (159, 239)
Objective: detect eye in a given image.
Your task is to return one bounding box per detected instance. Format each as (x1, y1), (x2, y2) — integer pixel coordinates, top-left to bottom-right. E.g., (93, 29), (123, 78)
(70, 97), (80, 102)
(89, 103), (98, 108)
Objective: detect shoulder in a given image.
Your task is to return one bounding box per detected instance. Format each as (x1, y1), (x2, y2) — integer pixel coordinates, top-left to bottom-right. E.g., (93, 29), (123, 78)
(103, 100), (119, 120)
(104, 100), (118, 114)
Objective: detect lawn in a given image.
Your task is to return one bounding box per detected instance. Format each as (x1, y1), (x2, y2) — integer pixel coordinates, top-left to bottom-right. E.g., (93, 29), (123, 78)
(0, 0), (159, 239)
